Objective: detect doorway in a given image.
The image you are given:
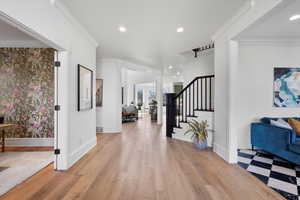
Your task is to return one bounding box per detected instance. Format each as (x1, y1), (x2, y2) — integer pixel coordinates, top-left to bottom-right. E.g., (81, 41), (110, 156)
(0, 13), (68, 195)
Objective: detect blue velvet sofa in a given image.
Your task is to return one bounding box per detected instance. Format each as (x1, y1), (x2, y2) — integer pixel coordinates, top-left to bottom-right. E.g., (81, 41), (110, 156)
(251, 117), (300, 165)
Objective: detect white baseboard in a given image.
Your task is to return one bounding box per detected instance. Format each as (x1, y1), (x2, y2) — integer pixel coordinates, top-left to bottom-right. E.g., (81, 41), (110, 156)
(5, 138), (54, 147)
(67, 136), (97, 168)
(213, 143), (228, 162)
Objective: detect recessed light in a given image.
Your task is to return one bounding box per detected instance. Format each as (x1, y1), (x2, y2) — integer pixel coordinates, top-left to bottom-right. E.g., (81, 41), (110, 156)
(168, 65), (173, 69)
(176, 72), (180, 75)
(177, 27), (184, 33)
(119, 26), (127, 32)
(290, 15), (300, 21)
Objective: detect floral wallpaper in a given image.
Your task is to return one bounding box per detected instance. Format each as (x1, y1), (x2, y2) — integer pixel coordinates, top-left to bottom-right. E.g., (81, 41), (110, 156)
(0, 48), (54, 138)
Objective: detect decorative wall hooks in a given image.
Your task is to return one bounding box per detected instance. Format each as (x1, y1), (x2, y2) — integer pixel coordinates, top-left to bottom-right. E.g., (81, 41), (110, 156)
(192, 43), (214, 58)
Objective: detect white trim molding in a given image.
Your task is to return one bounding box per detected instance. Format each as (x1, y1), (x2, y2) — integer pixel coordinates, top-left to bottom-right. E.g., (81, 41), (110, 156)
(239, 39), (300, 47)
(50, 0), (98, 48)
(5, 138), (54, 147)
(213, 143), (228, 162)
(67, 136), (97, 168)
(0, 40), (48, 48)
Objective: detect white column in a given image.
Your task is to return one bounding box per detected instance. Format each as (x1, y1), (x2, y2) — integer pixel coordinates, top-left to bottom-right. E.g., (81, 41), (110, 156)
(156, 75), (163, 125)
(96, 59), (122, 133)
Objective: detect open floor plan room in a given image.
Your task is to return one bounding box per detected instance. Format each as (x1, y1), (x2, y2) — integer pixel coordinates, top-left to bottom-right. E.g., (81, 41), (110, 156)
(1, 0), (300, 199)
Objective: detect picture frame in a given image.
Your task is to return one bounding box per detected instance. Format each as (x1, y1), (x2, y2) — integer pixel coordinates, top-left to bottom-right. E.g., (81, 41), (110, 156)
(78, 64), (93, 111)
(96, 79), (103, 107)
(273, 67), (300, 107)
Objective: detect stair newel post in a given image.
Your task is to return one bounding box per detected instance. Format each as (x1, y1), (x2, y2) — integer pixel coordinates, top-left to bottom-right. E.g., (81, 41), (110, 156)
(177, 97), (180, 126)
(181, 94), (184, 122)
(166, 93), (176, 138)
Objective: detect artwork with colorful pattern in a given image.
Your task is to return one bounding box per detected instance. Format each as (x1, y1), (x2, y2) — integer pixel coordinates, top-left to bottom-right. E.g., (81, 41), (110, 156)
(274, 67), (300, 107)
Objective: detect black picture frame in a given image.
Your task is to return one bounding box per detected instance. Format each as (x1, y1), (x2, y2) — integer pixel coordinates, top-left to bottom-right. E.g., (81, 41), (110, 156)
(78, 64), (93, 111)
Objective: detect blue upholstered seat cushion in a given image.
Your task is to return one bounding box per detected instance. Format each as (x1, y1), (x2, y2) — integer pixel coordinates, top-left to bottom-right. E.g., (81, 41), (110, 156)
(295, 137), (300, 143)
(288, 142), (300, 155)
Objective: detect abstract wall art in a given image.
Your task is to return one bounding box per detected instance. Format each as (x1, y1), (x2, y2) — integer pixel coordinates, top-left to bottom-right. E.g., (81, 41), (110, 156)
(274, 67), (300, 107)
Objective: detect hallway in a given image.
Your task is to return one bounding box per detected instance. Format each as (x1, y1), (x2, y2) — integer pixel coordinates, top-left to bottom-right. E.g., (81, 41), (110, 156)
(0, 118), (283, 200)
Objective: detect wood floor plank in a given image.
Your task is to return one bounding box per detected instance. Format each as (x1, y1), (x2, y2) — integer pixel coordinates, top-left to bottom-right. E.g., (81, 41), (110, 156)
(0, 116), (284, 200)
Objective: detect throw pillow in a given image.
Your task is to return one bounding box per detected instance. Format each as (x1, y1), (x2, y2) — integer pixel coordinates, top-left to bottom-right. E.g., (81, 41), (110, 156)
(271, 119), (292, 130)
(288, 118), (300, 137)
(277, 118), (292, 129)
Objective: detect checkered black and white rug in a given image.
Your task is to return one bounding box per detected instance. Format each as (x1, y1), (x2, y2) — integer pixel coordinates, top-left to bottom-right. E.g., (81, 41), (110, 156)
(238, 149), (300, 200)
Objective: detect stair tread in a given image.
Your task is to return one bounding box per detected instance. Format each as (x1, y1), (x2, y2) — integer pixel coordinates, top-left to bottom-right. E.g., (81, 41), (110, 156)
(186, 115), (197, 118)
(194, 109), (214, 112)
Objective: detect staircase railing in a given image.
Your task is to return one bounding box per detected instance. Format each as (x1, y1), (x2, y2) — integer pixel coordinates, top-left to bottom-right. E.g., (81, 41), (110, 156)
(166, 75), (215, 137)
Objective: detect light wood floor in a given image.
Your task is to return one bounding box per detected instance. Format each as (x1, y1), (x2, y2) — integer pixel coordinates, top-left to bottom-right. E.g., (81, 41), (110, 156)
(0, 117), (283, 200)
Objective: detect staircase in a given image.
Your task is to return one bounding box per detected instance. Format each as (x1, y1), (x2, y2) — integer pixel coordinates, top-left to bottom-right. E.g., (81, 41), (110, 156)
(166, 75), (215, 145)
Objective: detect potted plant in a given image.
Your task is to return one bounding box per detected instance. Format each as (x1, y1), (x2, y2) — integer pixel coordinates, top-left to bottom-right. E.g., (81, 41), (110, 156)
(137, 102), (143, 110)
(184, 119), (209, 149)
(149, 100), (158, 121)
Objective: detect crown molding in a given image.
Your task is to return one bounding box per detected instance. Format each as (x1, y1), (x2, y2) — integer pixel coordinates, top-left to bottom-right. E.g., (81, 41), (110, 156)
(0, 40), (49, 48)
(212, 1), (252, 41)
(239, 39), (300, 46)
(51, 0), (98, 48)
(0, 11), (63, 50)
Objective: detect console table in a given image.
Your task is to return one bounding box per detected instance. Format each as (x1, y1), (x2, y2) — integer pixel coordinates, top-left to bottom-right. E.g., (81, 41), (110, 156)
(0, 124), (15, 152)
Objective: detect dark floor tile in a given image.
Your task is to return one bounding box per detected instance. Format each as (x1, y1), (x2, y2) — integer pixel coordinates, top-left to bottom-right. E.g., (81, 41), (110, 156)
(256, 152), (274, 159)
(271, 187), (298, 200)
(237, 162), (249, 170)
(238, 152), (254, 159)
(273, 160), (297, 170)
(270, 171), (297, 185)
(250, 160), (272, 170)
(250, 172), (269, 184)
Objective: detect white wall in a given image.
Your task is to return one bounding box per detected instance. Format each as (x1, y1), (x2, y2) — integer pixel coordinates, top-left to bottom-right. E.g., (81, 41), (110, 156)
(182, 52), (214, 87)
(0, 0), (98, 169)
(96, 59), (122, 133)
(125, 69), (157, 105)
(235, 43), (300, 149)
(212, 0), (283, 163)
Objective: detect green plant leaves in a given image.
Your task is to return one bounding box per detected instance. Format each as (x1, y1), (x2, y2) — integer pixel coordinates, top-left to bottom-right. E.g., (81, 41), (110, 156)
(184, 119), (209, 143)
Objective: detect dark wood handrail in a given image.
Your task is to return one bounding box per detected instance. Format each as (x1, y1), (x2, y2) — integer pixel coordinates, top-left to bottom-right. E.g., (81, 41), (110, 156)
(174, 75), (214, 99)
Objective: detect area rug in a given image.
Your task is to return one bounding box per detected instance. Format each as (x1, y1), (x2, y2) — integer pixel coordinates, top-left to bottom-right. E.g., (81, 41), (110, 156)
(0, 151), (53, 196)
(238, 149), (300, 200)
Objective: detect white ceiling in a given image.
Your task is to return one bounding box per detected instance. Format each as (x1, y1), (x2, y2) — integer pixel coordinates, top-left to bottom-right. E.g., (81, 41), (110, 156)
(0, 19), (47, 47)
(237, 1), (300, 40)
(62, 0), (245, 69)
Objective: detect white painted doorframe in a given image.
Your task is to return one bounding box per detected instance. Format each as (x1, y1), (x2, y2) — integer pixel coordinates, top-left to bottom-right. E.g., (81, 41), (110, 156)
(0, 12), (69, 170)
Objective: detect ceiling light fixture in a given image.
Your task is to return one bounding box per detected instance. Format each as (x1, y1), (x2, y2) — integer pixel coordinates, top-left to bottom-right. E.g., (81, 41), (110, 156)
(119, 26), (127, 32)
(177, 27), (184, 33)
(290, 14), (300, 21)
(176, 72), (180, 76)
(168, 65), (173, 69)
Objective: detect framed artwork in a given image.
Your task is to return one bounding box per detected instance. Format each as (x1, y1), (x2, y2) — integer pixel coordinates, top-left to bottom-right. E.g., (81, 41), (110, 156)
(96, 79), (103, 107)
(274, 67), (300, 107)
(78, 64), (93, 111)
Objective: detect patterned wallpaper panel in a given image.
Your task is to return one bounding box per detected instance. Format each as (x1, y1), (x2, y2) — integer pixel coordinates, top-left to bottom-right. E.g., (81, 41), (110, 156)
(0, 48), (54, 138)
